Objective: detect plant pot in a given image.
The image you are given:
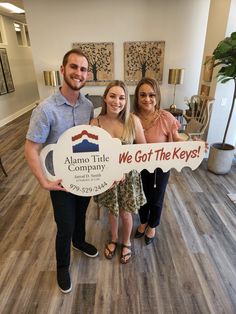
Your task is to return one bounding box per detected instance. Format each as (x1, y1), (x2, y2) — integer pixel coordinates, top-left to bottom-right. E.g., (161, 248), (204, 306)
(207, 143), (235, 174)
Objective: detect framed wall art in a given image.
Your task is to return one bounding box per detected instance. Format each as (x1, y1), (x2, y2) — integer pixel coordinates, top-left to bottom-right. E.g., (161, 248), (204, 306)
(72, 42), (114, 85)
(124, 41), (165, 84)
(203, 55), (214, 82)
(0, 48), (14, 93)
(200, 84), (210, 96)
(0, 62), (7, 95)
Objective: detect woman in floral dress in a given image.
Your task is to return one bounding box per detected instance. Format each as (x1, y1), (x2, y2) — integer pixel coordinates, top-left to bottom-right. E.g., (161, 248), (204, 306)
(90, 80), (146, 263)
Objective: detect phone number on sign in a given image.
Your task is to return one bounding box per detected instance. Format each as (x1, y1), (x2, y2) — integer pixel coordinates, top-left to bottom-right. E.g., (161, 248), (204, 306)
(69, 182), (108, 194)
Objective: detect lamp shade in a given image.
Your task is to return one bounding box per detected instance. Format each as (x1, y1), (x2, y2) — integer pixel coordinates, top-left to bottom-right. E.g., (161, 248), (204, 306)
(43, 70), (61, 87)
(168, 69), (184, 85)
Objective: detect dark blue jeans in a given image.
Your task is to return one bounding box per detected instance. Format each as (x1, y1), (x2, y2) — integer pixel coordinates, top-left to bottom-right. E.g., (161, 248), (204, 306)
(50, 191), (90, 269)
(139, 168), (170, 228)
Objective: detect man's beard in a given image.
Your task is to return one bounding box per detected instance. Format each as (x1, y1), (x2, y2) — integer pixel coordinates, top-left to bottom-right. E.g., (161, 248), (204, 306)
(64, 75), (86, 91)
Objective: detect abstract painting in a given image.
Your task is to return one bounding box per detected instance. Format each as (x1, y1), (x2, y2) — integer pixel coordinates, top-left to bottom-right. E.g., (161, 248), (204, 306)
(124, 41), (165, 84)
(72, 42), (114, 85)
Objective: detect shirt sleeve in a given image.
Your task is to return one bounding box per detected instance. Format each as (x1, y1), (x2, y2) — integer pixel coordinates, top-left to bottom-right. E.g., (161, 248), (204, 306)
(26, 105), (50, 144)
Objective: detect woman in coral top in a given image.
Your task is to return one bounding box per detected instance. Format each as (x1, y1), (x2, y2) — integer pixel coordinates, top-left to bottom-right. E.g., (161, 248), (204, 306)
(133, 77), (183, 245)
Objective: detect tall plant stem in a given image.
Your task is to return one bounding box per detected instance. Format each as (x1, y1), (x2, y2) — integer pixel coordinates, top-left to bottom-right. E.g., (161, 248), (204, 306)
(222, 78), (236, 149)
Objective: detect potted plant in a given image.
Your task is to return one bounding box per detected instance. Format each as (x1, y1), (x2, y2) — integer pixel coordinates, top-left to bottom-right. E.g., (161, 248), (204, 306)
(184, 97), (198, 117)
(207, 31), (236, 174)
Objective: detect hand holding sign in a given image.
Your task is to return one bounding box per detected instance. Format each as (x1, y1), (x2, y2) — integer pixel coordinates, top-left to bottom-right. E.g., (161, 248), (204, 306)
(40, 125), (205, 196)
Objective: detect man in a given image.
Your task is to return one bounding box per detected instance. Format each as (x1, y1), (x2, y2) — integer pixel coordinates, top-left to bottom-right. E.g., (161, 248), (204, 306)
(25, 48), (98, 294)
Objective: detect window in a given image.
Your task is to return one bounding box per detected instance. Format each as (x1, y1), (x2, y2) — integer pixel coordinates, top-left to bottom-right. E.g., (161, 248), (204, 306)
(14, 21), (31, 47)
(14, 22), (23, 45)
(0, 15), (7, 44)
(24, 25), (30, 46)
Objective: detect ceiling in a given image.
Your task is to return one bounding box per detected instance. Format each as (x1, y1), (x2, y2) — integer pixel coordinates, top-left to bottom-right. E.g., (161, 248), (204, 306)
(0, 0), (26, 23)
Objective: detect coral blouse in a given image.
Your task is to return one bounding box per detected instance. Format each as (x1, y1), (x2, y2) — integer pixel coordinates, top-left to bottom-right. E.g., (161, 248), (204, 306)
(140, 109), (181, 143)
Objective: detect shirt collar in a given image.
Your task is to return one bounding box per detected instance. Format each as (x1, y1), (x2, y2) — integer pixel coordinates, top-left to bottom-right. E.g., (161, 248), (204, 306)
(54, 89), (81, 107)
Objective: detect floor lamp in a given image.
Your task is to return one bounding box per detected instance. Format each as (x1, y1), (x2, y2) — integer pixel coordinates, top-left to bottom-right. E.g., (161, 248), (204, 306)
(168, 68), (184, 110)
(43, 70), (61, 93)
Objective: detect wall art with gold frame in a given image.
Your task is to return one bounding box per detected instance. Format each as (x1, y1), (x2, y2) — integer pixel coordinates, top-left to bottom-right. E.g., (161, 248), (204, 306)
(124, 41), (165, 84)
(72, 42), (114, 86)
(200, 84), (210, 96)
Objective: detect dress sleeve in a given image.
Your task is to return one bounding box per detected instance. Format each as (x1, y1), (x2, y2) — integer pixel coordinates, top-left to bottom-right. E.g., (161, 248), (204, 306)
(162, 111), (181, 142)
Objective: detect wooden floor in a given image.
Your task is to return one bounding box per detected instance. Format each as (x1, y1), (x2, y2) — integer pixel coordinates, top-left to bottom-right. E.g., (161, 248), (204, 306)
(0, 111), (236, 314)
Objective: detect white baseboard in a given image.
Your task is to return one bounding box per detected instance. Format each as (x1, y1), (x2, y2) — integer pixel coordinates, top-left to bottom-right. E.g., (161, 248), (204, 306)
(0, 101), (38, 128)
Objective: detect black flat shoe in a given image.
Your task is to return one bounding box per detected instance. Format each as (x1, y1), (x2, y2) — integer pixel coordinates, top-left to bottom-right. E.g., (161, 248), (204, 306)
(144, 235), (155, 245)
(134, 226), (147, 238)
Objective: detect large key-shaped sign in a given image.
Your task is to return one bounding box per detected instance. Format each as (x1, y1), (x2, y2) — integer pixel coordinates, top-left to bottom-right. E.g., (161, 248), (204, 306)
(40, 125), (205, 196)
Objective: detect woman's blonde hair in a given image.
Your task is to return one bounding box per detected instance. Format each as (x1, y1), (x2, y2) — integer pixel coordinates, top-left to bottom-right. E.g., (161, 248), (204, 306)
(133, 77), (161, 113)
(100, 80), (136, 143)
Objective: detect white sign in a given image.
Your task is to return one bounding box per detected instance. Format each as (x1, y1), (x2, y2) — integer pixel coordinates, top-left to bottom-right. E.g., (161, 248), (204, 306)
(40, 125), (205, 196)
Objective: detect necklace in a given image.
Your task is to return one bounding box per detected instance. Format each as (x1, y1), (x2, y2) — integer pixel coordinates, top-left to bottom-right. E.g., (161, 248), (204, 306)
(138, 109), (161, 131)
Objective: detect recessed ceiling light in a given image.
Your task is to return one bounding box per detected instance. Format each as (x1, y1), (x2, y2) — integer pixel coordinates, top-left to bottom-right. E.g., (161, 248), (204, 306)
(0, 3), (25, 14)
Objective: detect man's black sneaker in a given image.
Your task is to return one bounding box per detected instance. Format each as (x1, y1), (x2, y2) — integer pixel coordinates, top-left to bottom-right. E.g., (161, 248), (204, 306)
(57, 268), (72, 293)
(72, 242), (99, 257)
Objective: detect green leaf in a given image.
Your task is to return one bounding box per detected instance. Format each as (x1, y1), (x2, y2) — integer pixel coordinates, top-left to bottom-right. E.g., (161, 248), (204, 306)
(224, 64), (236, 76)
(220, 77), (231, 83)
(217, 42), (232, 53)
(231, 32), (236, 40)
(218, 67), (226, 74)
(231, 39), (236, 46)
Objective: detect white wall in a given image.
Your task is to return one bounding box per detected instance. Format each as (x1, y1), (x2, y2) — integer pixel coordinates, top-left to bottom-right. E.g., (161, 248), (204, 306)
(24, 0), (210, 110)
(0, 15), (39, 126)
(207, 0), (236, 146)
